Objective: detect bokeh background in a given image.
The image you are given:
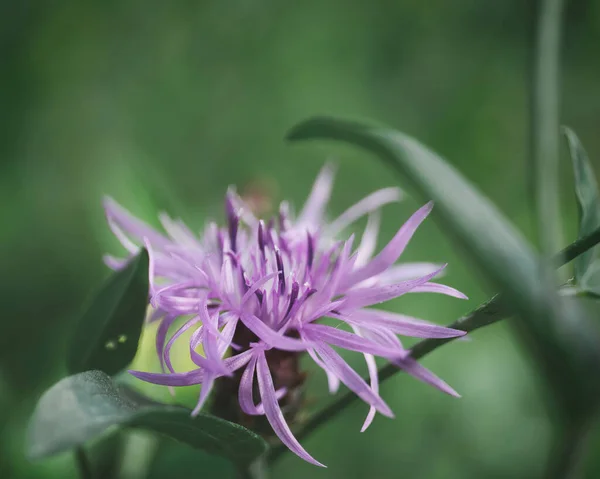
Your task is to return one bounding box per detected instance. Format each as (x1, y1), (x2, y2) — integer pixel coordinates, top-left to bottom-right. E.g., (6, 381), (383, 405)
(2, 1), (600, 478)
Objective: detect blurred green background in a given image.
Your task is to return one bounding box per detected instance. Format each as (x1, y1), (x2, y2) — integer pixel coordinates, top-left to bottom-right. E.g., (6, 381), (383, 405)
(2, 0), (600, 477)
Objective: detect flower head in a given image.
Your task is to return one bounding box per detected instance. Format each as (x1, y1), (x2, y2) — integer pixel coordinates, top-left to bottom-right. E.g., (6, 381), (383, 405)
(104, 165), (467, 467)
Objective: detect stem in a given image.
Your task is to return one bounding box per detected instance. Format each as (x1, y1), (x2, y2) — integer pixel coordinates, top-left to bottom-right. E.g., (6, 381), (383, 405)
(531, 0), (565, 257)
(117, 431), (159, 479)
(267, 225), (600, 464)
(532, 4), (596, 476)
(74, 447), (93, 479)
(556, 226), (600, 266)
(237, 458), (268, 479)
(544, 420), (591, 479)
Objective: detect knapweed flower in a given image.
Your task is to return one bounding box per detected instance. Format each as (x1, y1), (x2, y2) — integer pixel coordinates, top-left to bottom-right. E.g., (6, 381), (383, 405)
(104, 165), (467, 467)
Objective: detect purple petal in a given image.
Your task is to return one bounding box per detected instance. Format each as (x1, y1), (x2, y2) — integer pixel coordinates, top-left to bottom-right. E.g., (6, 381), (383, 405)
(348, 325), (380, 433)
(240, 312), (309, 351)
(187, 315), (236, 376)
(297, 163), (336, 228)
(361, 326), (405, 350)
(408, 282), (468, 299)
(256, 351), (325, 467)
(239, 355), (288, 416)
(224, 349), (255, 372)
(198, 307), (230, 375)
(360, 354), (378, 432)
(240, 272), (279, 306)
(255, 388), (287, 415)
(377, 262), (444, 283)
(129, 368), (204, 386)
(312, 342), (393, 418)
(306, 348), (340, 394)
(239, 356), (260, 415)
(103, 197), (170, 249)
(319, 236), (355, 300)
(335, 310), (466, 339)
(328, 187), (402, 235)
(281, 287), (317, 328)
(303, 299), (345, 324)
(340, 265), (446, 310)
(225, 191), (240, 252)
(303, 324), (407, 359)
(189, 332), (230, 377)
(155, 295), (200, 316)
(192, 373), (215, 416)
(159, 212), (201, 248)
(278, 201), (293, 233)
(129, 349), (255, 387)
(107, 218), (139, 254)
(217, 316), (238, 356)
(156, 314), (178, 372)
(355, 213), (380, 267)
(164, 315), (202, 373)
(361, 358), (378, 431)
(103, 254), (128, 270)
(394, 356), (460, 397)
(227, 187), (258, 227)
(147, 308), (166, 323)
(151, 281), (199, 308)
(342, 202), (433, 288)
(220, 257), (238, 301)
(189, 327), (207, 365)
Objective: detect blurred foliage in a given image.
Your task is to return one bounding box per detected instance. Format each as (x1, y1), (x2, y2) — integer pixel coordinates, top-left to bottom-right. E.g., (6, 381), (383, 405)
(1, 0), (600, 478)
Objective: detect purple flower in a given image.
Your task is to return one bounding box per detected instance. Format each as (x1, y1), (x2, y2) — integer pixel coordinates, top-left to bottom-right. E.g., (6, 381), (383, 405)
(104, 165), (467, 467)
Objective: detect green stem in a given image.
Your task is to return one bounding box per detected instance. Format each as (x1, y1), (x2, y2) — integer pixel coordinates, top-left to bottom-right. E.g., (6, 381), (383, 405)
(117, 431), (159, 479)
(556, 226), (600, 266)
(544, 420), (591, 479)
(74, 447), (93, 479)
(237, 458), (268, 479)
(532, 4), (596, 477)
(267, 225), (600, 464)
(531, 0), (565, 258)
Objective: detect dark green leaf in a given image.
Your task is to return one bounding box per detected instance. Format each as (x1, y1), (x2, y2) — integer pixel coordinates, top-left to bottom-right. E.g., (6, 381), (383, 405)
(67, 250), (150, 376)
(287, 116), (600, 419)
(147, 439), (234, 479)
(563, 127), (600, 285)
(27, 371), (268, 468)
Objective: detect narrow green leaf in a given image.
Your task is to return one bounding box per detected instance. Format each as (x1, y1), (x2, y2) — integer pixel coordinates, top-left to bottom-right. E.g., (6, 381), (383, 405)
(563, 127), (600, 284)
(288, 117), (540, 309)
(27, 371), (268, 468)
(287, 116), (600, 419)
(67, 250), (150, 376)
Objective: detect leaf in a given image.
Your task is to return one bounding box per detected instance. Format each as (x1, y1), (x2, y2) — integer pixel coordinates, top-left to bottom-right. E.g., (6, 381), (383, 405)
(147, 439), (234, 479)
(288, 117), (540, 307)
(26, 371), (268, 468)
(287, 116), (600, 419)
(563, 127), (600, 285)
(67, 250), (150, 376)
(580, 261), (600, 297)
